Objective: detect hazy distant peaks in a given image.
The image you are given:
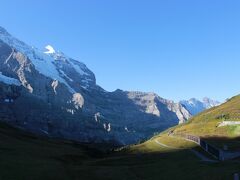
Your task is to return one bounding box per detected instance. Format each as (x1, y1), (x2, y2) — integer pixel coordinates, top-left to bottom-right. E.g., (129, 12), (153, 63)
(180, 97), (221, 116)
(202, 97), (221, 108)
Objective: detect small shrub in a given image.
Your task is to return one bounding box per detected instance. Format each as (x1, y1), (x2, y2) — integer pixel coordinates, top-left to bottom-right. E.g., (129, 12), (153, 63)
(216, 114), (230, 120)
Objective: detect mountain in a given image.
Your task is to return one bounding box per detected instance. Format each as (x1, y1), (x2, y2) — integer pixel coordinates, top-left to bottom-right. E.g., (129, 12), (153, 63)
(180, 97), (221, 116)
(171, 95), (240, 153)
(202, 97), (221, 108)
(177, 95), (240, 138)
(0, 26), (191, 145)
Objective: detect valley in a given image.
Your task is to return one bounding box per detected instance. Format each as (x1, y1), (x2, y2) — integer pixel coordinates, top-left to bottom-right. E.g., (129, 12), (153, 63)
(0, 120), (239, 180)
(0, 94), (240, 180)
(0, 1), (240, 179)
(0, 26), (239, 180)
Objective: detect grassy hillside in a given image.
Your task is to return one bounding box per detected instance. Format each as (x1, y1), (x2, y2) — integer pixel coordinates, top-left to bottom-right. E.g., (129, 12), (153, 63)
(173, 95), (240, 149)
(0, 122), (100, 180)
(0, 121), (239, 180)
(0, 96), (240, 179)
(123, 134), (240, 179)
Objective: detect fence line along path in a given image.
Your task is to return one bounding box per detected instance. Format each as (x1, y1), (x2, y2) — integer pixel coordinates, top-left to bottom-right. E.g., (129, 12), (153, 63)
(170, 132), (240, 161)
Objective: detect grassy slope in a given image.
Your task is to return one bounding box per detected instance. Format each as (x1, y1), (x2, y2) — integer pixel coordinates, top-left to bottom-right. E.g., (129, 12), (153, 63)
(0, 96), (240, 179)
(116, 133), (239, 180)
(173, 95), (240, 149)
(0, 122), (239, 180)
(117, 95), (240, 179)
(0, 122), (96, 180)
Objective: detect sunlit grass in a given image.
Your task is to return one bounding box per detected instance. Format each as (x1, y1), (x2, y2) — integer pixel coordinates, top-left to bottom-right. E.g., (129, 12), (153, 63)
(1, 95), (240, 179)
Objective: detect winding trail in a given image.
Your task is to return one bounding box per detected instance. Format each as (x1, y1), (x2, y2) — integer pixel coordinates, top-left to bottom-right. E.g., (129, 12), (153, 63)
(154, 139), (217, 163)
(154, 139), (181, 150)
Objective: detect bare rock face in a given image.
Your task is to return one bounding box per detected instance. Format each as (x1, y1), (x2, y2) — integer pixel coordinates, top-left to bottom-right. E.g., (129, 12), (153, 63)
(0, 26), (191, 145)
(72, 93), (84, 109)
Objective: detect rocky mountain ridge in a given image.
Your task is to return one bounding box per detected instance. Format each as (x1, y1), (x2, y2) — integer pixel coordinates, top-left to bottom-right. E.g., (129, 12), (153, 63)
(0, 26), (191, 145)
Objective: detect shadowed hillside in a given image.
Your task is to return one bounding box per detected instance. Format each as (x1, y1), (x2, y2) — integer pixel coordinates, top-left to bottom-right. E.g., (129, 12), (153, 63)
(0, 119), (239, 180)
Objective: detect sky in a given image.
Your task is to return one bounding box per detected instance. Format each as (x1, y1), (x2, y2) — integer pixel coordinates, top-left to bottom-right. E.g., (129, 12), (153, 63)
(0, 0), (240, 102)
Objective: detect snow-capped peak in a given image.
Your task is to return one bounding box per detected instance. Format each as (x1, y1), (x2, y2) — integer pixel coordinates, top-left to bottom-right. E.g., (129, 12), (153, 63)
(44, 45), (55, 54)
(0, 26), (96, 92)
(0, 27), (76, 93)
(180, 97), (221, 116)
(202, 97), (221, 108)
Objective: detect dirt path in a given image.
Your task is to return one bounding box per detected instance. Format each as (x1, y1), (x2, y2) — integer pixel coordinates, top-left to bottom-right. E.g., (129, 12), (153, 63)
(154, 139), (217, 163)
(154, 139), (181, 149)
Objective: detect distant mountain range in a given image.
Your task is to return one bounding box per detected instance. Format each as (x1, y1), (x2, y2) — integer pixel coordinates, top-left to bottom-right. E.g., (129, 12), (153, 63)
(180, 97), (221, 116)
(0, 26), (218, 145)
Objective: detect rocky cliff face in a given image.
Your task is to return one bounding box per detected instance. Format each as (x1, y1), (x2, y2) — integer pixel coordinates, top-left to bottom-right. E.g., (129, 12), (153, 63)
(0, 26), (191, 145)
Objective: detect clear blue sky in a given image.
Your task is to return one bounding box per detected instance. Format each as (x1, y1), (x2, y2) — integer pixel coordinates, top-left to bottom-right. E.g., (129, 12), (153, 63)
(0, 0), (240, 101)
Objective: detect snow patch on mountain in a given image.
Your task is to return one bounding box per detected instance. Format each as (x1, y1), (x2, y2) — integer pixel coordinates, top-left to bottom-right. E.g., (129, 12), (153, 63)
(0, 72), (21, 86)
(68, 59), (88, 76)
(44, 45), (55, 54)
(59, 69), (73, 82)
(42, 47), (94, 90)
